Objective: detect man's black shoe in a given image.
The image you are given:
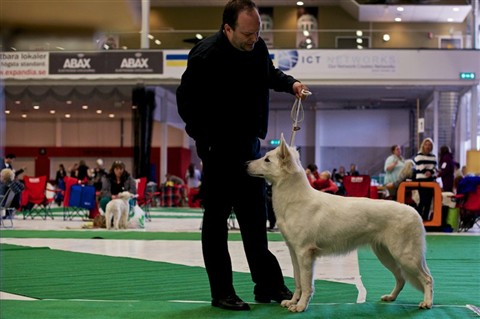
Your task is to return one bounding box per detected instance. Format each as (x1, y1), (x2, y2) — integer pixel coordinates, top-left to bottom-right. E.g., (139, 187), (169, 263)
(212, 295), (250, 311)
(255, 286), (293, 303)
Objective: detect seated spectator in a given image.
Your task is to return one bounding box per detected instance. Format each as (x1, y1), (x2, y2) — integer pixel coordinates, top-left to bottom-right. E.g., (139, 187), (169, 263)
(1, 168), (25, 219)
(99, 161), (137, 213)
(332, 166), (346, 195)
(305, 163), (319, 186)
(165, 174), (185, 187)
(313, 170), (339, 194)
(385, 160), (414, 200)
(347, 163), (359, 176)
(0, 153), (26, 178)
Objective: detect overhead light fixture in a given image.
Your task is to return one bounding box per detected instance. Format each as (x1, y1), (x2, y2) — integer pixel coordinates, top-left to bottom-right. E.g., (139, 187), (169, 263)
(356, 38), (363, 44)
(356, 30), (363, 37)
(395, 17), (402, 22)
(453, 8), (459, 12)
(303, 30), (310, 37)
(397, 7), (404, 12)
(33, 105), (40, 110)
(109, 114), (115, 118)
(21, 114), (27, 118)
(383, 34), (391, 42)
(50, 110), (56, 114)
(447, 18), (453, 22)
(5, 110), (10, 114)
(195, 33), (203, 40)
(96, 110), (102, 114)
(82, 105), (88, 110)
(296, 1), (304, 6)
(154, 39), (161, 45)
(65, 114), (71, 118)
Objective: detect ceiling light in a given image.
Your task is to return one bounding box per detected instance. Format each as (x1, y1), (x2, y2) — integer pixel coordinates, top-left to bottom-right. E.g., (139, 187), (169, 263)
(21, 114), (27, 118)
(453, 8), (459, 12)
(15, 101), (21, 105)
(66, 100), (72, 105)
(356, 38), (363, 44)
(303, 30), (310, 37)
(396, 7), (404, 12)
(447, 18), (453, 22)
(296, 1), (304, 6)
(357, 45), (363, 49)
(33, 105), (40, 110)
(148, 34), (154, 40)
(82, 105), (88, 110)
(5, 110), (10, 114)
(109, 114), (115, 118)
(50, 110), (56, 114)
(306, 38), (312, 44)
(306, 44), (313, 49)
(395, 17), (402, 22)
(383, 34), (391, 42)
(65, 114), (71, 118)
(96, 110), (102, 114)
(154, 39), (161, 45)
(356, 30), (363, 37)
(195, 33), (203, 40)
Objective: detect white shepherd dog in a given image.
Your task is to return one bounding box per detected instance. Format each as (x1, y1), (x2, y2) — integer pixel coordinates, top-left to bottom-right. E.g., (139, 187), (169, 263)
(246, 134), (433, 313)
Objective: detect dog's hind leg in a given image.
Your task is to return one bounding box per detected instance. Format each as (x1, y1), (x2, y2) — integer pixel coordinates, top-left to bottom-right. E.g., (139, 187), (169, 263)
(285, 246), (317, 313)
(371, 244), (406, 303)
(399, 257), (433, 309)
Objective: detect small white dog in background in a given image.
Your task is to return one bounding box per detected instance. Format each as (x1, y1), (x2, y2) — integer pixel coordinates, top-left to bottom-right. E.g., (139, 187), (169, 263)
(105, 191), (136, 230)
(246, 134), (433, 313)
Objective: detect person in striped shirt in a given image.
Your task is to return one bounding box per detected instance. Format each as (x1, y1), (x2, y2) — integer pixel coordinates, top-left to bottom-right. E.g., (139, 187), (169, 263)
(413, 138), (437, 220)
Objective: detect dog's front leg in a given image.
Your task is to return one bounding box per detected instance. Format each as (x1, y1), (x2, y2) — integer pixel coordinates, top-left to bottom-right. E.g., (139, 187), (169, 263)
(281, 243), (301, 309)
(287, 247), (316, 312)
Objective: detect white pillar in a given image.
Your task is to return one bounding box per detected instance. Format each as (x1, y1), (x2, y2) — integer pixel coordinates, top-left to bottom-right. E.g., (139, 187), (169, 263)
(433, 90), (439, 154)
(471, 84), (479, 150)
(141, 0), (150, 49)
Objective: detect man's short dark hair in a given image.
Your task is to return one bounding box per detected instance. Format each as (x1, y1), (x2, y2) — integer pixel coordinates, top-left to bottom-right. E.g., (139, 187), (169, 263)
(222, 0), (257, 30)
(5, 154), (16, 159)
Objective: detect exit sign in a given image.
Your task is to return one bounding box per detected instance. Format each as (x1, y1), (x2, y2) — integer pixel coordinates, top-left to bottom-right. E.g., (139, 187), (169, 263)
(269, 139), (280, 146)
(459, 72), (476, 80)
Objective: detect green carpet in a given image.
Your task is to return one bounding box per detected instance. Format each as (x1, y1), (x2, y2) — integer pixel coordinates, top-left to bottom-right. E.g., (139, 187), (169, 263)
(1, 235), (479, 318)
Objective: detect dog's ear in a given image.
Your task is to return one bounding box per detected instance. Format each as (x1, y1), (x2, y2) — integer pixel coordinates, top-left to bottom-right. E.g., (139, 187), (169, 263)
(278, 134), (292, 162)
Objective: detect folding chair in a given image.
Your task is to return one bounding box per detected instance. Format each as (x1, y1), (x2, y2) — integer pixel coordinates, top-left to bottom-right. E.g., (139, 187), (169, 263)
(21, 175), (54, 220)
(67, 182), (96, 220)
(1, 188), (18, 228)
(343, 175), (371, 198)
(454, 178), (480, 232)
(135, 177), (160, 221)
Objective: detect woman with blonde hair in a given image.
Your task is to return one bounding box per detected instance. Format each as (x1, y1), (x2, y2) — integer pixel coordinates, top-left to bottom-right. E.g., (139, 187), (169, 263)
(413, 138), (437, 220)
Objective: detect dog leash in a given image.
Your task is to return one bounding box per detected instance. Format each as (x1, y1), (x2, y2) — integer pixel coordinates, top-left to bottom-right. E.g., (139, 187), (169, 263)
(289, 89), (312, 146)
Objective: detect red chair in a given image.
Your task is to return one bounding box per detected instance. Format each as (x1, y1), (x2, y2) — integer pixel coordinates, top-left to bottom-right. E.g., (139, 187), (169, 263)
(21, 175), (53, 220)
(135, 177), (160, 221)
(343, 175), (371, 198)
(455, 184), (480, 232)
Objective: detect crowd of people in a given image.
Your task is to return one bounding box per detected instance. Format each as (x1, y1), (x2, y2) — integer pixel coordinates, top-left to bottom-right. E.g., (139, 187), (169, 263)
(302, 137), (470, 223)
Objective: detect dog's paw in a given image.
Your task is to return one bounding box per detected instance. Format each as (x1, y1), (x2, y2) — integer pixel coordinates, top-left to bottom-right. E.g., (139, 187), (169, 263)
(381, 294), (396, 302)
(418, 301), (432, 309)
(281, 299), (296, 308)
(287, 303), (307, 312)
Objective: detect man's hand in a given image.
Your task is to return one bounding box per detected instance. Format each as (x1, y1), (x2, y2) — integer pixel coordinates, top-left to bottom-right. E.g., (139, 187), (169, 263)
(293, 82), (310, 99)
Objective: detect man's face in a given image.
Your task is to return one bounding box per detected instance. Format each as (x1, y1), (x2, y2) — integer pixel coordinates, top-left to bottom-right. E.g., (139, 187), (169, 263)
(224, 9), (261, 51)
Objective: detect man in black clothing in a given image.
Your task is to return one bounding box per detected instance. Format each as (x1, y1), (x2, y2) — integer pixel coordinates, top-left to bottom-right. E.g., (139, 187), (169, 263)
(176, 0), (308, 311)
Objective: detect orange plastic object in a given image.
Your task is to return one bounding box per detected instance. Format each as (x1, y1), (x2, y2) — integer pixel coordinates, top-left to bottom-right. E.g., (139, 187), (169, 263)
(397, 181), (442, 227)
